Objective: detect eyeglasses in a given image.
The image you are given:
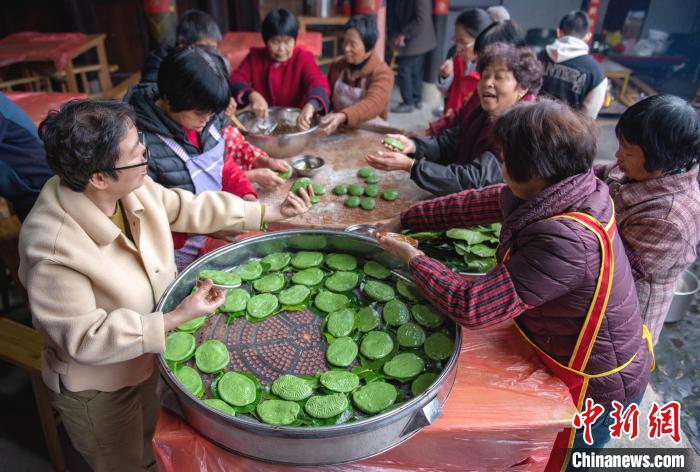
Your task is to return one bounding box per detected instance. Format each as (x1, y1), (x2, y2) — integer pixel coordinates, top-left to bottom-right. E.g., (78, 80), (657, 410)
(101, 132), (150, 172)
(452, 37), (475, 48)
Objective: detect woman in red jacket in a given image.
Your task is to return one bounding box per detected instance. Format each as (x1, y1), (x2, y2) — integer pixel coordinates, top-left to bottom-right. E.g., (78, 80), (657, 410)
(230, 8), (330, 130)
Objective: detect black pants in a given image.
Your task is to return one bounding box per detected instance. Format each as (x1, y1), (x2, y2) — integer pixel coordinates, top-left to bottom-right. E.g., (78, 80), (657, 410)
(397, 53), (426, 106)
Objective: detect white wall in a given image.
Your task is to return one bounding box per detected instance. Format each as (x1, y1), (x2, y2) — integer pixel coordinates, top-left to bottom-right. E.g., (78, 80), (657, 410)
(642, 0), (699, 35)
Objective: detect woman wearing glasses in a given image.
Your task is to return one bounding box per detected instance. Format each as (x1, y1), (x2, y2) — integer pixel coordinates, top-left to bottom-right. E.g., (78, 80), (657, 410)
(18, 99), (312, 471)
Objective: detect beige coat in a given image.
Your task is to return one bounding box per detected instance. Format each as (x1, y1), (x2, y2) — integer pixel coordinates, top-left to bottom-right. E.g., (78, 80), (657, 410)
(19, 176), (262, 393)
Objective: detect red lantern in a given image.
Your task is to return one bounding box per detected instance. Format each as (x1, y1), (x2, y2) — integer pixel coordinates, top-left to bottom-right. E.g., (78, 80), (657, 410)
(433, 0), (449, 16)
(354, 0), (381, 15)
(143, 0), (173, 14)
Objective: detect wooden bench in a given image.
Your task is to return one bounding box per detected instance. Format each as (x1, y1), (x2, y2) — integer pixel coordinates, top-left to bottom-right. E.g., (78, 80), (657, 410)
(0, 318), (65, 471)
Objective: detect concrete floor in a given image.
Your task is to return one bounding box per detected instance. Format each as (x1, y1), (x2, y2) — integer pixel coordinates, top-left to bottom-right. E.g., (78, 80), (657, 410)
(0, 83), (697, 470)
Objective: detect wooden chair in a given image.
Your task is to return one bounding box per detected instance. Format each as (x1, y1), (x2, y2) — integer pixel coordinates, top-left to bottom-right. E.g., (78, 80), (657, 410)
(0, 318), (65, 471)
(0, 75), (52, 93)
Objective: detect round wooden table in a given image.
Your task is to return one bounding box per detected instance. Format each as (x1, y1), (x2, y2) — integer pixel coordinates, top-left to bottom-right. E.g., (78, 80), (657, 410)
(259, 127), (432, 228)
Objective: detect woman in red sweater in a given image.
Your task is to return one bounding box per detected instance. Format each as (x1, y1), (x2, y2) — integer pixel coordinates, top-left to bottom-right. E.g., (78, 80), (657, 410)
(230, 8), (330, 130)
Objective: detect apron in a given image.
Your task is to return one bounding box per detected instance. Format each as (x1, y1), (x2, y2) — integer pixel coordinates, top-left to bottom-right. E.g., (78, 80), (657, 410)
(332, 69), (387, 127)
(158, 126), (225, 271)
(501, 210), (655, 472)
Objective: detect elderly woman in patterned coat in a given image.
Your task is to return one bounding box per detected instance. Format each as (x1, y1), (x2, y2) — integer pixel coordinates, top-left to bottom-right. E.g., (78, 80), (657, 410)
(596, 95), (700, 344)
(376, 100), (653, 469)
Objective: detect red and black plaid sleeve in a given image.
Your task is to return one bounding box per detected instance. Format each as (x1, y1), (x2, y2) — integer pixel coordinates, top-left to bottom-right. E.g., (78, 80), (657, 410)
(400, 184), (505, 232)
(409, 256), (530, 329)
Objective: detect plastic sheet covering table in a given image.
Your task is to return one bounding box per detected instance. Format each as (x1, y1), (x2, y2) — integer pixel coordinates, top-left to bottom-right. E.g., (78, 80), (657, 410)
(153, 320), (577, 471)
(0, 32), (87, 71)
(219, 32), (323, 71)
(5, 91), (87, 126)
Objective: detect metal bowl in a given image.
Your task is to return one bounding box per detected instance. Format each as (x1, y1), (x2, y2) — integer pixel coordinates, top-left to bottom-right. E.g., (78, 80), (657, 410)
(290, 155), (325, 177)
(236, 107), (319, 158)
(156, 230), (461, 466)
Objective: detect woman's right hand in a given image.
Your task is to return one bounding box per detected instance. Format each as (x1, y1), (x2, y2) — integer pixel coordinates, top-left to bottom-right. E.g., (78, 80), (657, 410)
(245, 168), (285, 189)
(249, 91), (269, 119)
(382, 134), (416, 154)
(439, 59), (454, 79)
(164, 279), (225, 331)
(375, 216), (402, 234)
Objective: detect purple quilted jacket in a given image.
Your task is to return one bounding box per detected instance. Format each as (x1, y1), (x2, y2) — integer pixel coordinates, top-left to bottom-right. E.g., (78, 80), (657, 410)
(499, 171), (651, 407)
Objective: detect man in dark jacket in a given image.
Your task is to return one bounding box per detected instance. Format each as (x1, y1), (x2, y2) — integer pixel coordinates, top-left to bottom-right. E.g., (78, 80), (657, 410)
(387, 0), (437, 113)
(538, 11), (607, 118)
(0, 93), (53, 221)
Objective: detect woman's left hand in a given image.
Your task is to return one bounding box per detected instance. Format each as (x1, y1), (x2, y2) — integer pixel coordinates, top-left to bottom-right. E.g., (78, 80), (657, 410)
(317, 112), (346, 135)
(297, 104), (316, 130)
(265, 185), (314, 221)
(365, 150), (414, 172)
(253, 154), (290, 173)
(377, 232), (425, 265)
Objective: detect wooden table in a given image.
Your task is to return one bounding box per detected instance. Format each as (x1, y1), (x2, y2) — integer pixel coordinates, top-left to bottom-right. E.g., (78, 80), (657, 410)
(5, 91), (87, 126)
(0, 33), (112, 95)
(153, 321), (576, 471)
(259, 128), (432, 228)
(599, 57), (632, 98)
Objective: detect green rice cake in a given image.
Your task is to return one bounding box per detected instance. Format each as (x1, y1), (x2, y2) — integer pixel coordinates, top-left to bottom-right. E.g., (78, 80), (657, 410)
(364, 174), (380, 184)
(324, 271), (359, 292)
(326, 337), (358, 367)
(355, 306), (381, 332)
(314, 290), (349, 312)
(312, 183), (326, 195)
(246, 293), (279, 318)
(195, 340), (229, 373)
(363, 280), (395, 302)
(176, 315), (207, 333)
(325, 253), (357, 271)
(357, 167), (374, 178)
(291, 267), (324, 286)
(304, 393), (349, 419)
(261, 252), (291, 271)
(360, 331), (394, 360)
(203, 398), (236, 416)
(352, 382), (397, 414)
(424, 332), (454, 361)
(218, 372), (257, 406)
(319, 370), (360, 393)
(345, 196), (361, 208)
(252, 272), (286, 293)
(382, 189), (399, 201)
(383, 352), (425, 379)
(333, 184), (348, 195)
(362, 261), (391, 280)
(257, 400), (300, 425)
(234, 260), (263, 281)
(411, 372), (439, 397)
(271, 374), (314, 401)
(290, 177), (312, 195)
(291, 251), (324, 269)
(278, 284), (311, 305)
(347, 184), (364, 196)
(396, 279), (422, 301)
(364, 185), (379, 197)
(326, 308), (355, 337)
(411, 304), (445, 328)
(360, 197), (376, 211)
(221, 288), (250, 312)
(383, 300), (411, 326)
(396, 322), (426, 348)
(198, 269), (241, 286)
(174, 365), (204, 397)
(164, 332), (196, 362)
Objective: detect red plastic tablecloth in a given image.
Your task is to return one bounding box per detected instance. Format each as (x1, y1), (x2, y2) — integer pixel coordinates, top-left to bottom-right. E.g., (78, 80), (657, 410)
(0, 32), (87, 71)
(153, 321), (577, 472)
(219, 32), (323, 71)
(5, 91), (87, 126)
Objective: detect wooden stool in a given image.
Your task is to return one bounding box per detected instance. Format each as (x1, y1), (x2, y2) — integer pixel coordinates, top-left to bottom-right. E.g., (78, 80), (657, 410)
(0, 318), (65, 471)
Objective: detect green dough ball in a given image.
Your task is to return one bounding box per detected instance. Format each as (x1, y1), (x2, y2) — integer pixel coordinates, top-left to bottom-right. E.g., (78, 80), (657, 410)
(326, 337), (358, 367)
(357, 167), (374, 178)
(310, 195), (321, 205)
(360, 197), (376, 211)
(278, 167), (292, 179)
(291, 177), (312, 195)
(312, 183), (326, 195)
(364, 185), (379, 197)
(348, 184), (364, 196)
(364, 175), (380, 184)
(345, 196), (361, 208)
(333, 184), (348, 195)
(325, 253), (358, 271)
(382, 189), (399, 201)
(257, 399), (300, 425)
(278, 284), (311, 305)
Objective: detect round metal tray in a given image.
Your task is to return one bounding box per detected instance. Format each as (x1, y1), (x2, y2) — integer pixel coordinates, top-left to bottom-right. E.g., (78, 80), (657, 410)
(156, 230), (461, 466)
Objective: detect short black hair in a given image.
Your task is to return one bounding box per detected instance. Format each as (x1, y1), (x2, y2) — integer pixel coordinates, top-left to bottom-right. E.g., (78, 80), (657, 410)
(262, 8), (299, 42)
(39, 100), (135, 192)
(344, 15), (378, 51)
(157, 45), (230, 114)
(559, 10), (590, 38)
(455, 8), (492, 39)
(616, 94), (700, 173)
(176, 9), (222, 46)
(474, 20), (526, 55)
(494, 99), (596, 183)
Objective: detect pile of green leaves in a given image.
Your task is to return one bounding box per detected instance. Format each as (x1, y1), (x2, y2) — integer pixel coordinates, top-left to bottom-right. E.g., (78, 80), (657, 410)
(406, 224), (501, 273)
